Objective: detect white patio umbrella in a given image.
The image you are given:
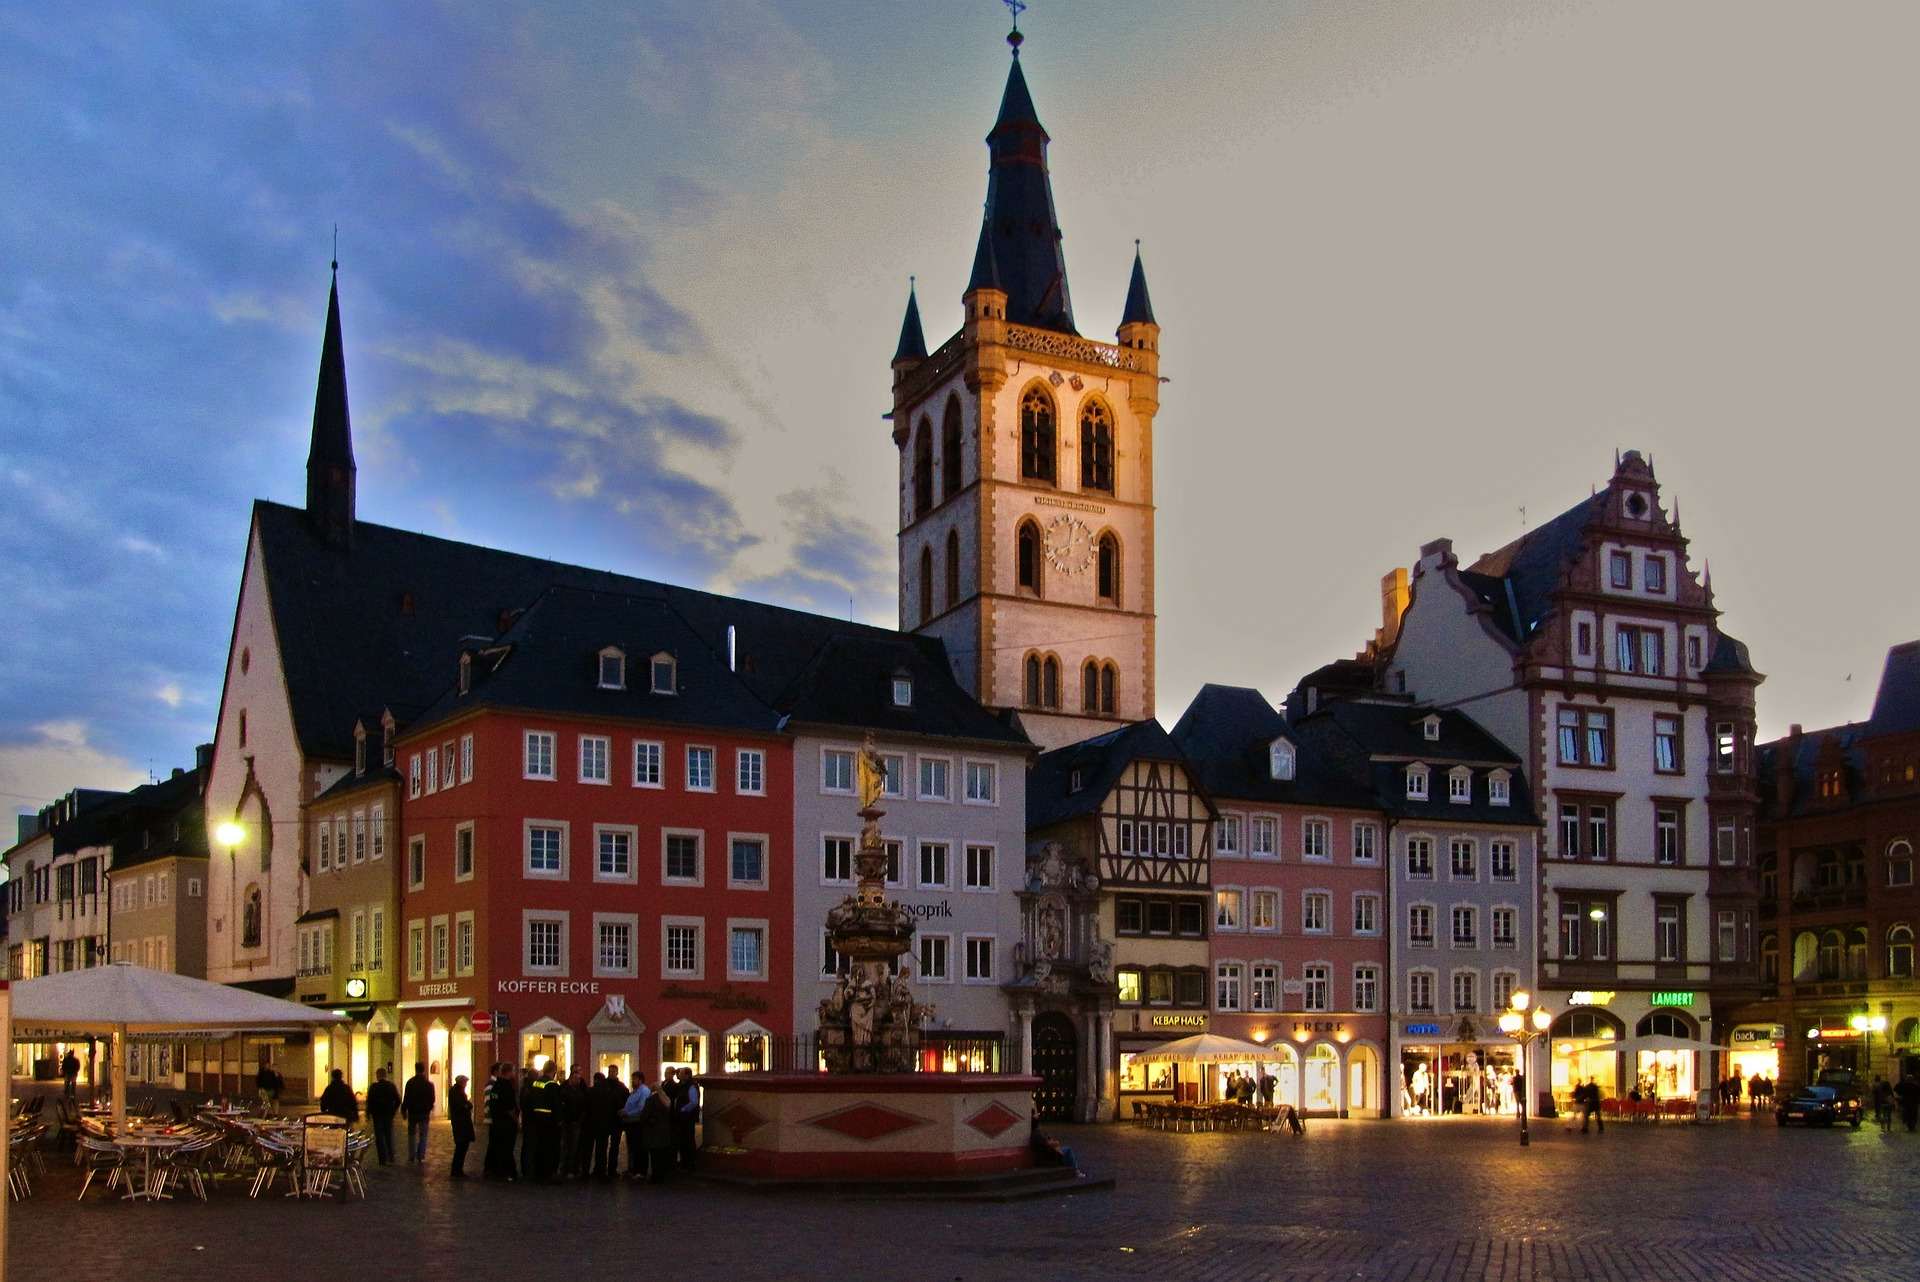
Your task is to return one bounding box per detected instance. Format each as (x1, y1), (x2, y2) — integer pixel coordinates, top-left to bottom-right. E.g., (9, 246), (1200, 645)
(10, 962), (346, 1132)
(1127, 1033), (1284, 1064)
(1611, 1034), (1724, 1056)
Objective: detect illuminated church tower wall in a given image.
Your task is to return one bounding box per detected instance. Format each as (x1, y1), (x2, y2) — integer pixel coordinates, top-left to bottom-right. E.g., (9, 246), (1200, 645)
(892, 30), (1161, 752)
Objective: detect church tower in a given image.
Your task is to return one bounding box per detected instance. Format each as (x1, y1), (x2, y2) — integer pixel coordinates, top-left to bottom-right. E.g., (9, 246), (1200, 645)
(892, 26), (1161, 751)
(305, 261), (356, 548)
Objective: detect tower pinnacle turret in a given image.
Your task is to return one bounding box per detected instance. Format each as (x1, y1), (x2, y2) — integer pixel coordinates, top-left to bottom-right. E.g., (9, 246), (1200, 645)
(305, 263), (356, 548)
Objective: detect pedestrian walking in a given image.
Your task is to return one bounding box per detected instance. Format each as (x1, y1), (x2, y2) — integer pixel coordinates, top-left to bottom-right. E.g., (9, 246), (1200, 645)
(673, 1066), (701, 1172)
(1872, 1076), (1894, 1131)
(319, 1067), (359, 1122)
(61, 1048), (80, 1099)
(483, 1064), (519, 1181)
(367, 1067), (402, 1164)
(403, 1062), (436, 1164)
(1895, 1071), (1920, 1133)
(1577, 1077), (1605, 1133)
(448, 1075), (475, 1177)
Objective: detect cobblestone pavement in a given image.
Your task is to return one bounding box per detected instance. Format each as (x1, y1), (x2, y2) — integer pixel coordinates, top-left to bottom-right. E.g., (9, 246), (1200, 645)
(9, 1111), (1920, 1280)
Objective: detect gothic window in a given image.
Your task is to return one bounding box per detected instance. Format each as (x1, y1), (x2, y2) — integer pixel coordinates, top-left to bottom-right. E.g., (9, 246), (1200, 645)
(1080, 399), (1113, 492)
(945, 530), (960, 610)
(912, 417), (933, 517)
(1024, 654), (1043, 707)
(1042, 655), (1061, 709)
(1016, 520), (1042, 595)
(1100, 662), (1117, 714)
(1097, 532), (1119, 604)
(941, 396), (963, 502)
(1020, 385), (1056, 483)
(1082, 660), (1100, 713)
(918, 546), (933, 625)
(1891, 924), (1914, 979)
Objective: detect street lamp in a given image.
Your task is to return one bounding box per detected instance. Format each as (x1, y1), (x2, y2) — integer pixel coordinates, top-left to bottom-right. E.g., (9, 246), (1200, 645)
(215, 821), (246, 850)
(1850, 1012), (1888, 1079)
(1499, 990), (1554, 1147)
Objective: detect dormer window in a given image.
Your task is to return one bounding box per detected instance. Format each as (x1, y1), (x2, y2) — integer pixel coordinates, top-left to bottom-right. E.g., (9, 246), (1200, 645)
(1406, 764), (1430, 800)
(458, 653), (472, 696)
(381, 712), (396, 766)
(1422, 715), (1441, 742)
(598, 647), (626, 691)
(1447, 766), (1471, 804)
(1269, 739), (1295, 782)
(1489, 770), (1511, 806)
(354, 725), (367, 776)
(892, 675), (913, 707)
(651, 652), (677, 695)
(1070, 768), (1084, 792)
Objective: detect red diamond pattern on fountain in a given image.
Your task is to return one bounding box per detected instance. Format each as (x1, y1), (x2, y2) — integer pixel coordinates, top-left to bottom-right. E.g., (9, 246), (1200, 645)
(802, 1102), (928, 1142)
(715, 1101), (769, 1143)
(963, 1101), (1021, 1139)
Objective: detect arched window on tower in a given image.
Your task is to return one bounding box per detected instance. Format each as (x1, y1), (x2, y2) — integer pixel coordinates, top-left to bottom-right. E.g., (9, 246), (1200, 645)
(1042, 655), (1061, 709)
(944, 530), (960, 611)
(1097, 532), (1120, 604)
(941, 396), (963, 502)
(1020, 386), (1056, 483)
(1080, 399), (1113, 493)
(1016, 520), (1042, 595)
(912, 418), (933, 517)
(1081, 660), (1100, 713)
(1100, 662), (1117, 715)
(918, 545), (933, 626)
(1024, 653), (1043, 708)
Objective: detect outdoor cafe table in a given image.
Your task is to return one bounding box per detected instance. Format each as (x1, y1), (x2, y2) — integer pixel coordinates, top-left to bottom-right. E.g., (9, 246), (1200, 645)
(114, 1134), (187, 1201)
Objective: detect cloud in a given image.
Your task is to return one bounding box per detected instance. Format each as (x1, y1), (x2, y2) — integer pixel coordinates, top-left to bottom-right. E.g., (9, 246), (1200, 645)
(731, 472), (892, 620)
(0, 721), (147, 813)
(154, 682), (183, 708)
(118, 533), (166, 559)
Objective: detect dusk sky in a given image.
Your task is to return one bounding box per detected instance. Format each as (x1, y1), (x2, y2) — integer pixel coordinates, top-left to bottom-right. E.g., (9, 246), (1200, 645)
(5, 0), (1917, 817)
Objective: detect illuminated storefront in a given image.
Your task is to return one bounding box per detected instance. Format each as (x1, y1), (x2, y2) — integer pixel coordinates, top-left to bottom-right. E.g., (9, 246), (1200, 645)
(1549, 1005), (1623, 1109)
(1396, 1020), (1520, 1117)
(1726, 1024), (1783, 1083)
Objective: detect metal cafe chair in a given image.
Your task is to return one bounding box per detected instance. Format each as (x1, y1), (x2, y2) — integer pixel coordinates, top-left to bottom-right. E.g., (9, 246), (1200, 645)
(75, 1136), (126, 1201)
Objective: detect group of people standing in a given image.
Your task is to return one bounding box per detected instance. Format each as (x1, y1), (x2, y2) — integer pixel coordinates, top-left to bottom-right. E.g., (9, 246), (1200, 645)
(316, 1062), (445, 1165)
(479, 1061), (700, 1184)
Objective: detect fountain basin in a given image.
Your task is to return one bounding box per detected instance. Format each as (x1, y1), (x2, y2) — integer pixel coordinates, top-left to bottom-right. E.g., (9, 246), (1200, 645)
(699, 1072), (1042, 1179)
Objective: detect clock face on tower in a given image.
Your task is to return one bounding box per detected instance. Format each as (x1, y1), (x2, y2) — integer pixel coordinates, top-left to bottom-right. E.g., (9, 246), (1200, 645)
(1043, 514), (1094, 574)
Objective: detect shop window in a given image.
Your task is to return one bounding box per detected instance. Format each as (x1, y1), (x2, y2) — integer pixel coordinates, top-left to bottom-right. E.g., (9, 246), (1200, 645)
(1636, 1011), (1694, 1039)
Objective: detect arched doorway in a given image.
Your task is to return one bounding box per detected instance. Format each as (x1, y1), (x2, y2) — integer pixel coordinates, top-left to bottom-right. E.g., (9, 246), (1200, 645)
(1549, 1008), (1624, 1111)
(1303, 1043), (1342, 1115)
(1346, 1044), (1380, 1117)
(1032, 1013), (1078, 1121)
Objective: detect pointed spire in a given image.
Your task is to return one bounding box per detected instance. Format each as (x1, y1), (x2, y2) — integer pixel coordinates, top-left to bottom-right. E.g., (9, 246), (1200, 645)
(981, 37), (1076, 334)
(892, 277), (927, 364)
(967, 218), (1001, 293)
(305, 260), (357, 548)
(1121, 240), (1156, 327)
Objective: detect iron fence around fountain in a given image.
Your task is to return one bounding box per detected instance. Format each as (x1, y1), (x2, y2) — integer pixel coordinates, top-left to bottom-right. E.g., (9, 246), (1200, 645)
(746, 1033), (1007, 1075)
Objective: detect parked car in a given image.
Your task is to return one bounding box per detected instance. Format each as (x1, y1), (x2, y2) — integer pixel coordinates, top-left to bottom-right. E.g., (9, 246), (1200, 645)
(1776, 1085), (1863, 1128)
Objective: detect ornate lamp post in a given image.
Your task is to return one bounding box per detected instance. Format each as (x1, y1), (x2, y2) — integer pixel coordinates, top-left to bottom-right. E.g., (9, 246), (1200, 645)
(1850, 1012), (1887, 1080)
(1498, 990), (1553, 1146)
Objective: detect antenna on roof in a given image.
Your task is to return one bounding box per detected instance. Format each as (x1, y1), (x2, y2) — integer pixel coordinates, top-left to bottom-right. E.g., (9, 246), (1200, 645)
(1518, 505), (1527, 530)
(332, 223), (339, 273)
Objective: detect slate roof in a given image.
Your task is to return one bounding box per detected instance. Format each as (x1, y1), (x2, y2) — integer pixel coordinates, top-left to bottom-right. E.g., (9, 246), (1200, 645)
(1171, 684), (1375, 810)
(1465, 493), (1603, 643)
(313, 764), (402, 806)
(106, 767), (209, 871)
(1867, 640), (1920, 736)
(1027, 720), (1207, 830)
(773, 632), (1026, 747)
(892, 282), (927, 364)
(982, 56), (1077, 334)
(1757, 725), (1866, 819)
(1703, 630), (1758, 677)
(1296, 699), (1536, 825)
(252, 501), (1022, 761)
(1120, 246), (1155, 326)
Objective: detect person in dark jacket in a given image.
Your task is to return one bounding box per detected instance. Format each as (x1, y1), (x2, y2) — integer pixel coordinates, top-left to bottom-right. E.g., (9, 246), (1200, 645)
(1895, 1071), (1920, 1133)
(366, 1067), (402, 1164)
(319, 1068), (359, 1123)
(621, 1071), (652, 1178)
(483, 1064), (519, 1181)
(525, 1062), (563, 1182)
(588, 1068), (623, 1180)
(563, 1064), (592, 1178)
(673, 1066), (701, 1172)
(639, 1085), (674, 1183)
(448, 1075), (475, 1178)
(402, 1063), (436, 1164)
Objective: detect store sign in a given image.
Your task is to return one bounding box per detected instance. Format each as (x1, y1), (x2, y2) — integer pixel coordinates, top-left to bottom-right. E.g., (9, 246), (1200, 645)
(1405, 1023), (1443, 1036)
(298, 992), (332, 1005)
(902, 901), (954, 920)
(417, 981), (462, 997)
(658, 984), (769, 1013)
(1650, 991), (1695, 1009)
(497, 979), (600, 995)
(1568, 991), (1615, 1006)
(1731, 1026), (1785, 1045)
(1809, 1027), (1860, 1040)
(1293, 1021), (1345, 1035)
(1150, 1014), (1207, 1029)
(1281, 980), (1306, 995)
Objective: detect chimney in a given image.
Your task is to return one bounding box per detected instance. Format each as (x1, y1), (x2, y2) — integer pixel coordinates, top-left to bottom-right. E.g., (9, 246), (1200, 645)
(195, 742), (214, 775)
(1378, 567), (1411, 649)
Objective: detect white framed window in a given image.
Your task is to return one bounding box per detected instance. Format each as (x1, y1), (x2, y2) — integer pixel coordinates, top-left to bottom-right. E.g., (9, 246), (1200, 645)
(1216, 813), (1242, 857)
(662, 917), (703, 979)
(821, 747), (855, 793)
(1215, 888), (1244, 931)
(408, 753), (422, 799)
(1352, 893), (1380, 936)
(1353, 964), (1379, 1013)
(820, 930), (847, 979)
(1409, 903), (1435, 947)
(1406, 836), (1434, 879)
(736, 749), (765, 796)
(728, 919), (769, 981)
(1493, 906), (1517, 949)
(1449, 838), (1477, 881)
(1408, 968), (1435, 1013)
(1118, 819), (1133, 855)
(963, 934), (995, 983)
(1251, 889), (1279, 932)
(424, 746), (439, 794)
(598, 648), (626, 690)
(634, 740), (663, 788)
(579, 735), (611, 784)
(442, 740), (456, 790)
(1451, 904), (1478, 948)
(964, 760), (996, 804)
(1302, 818), (1330, 861)
(369, 908), (385, 969)
(317, 821), (332, 873)
(728, 834), (768, 890)
(1250, 963), (1279, 1011)
(594, 824), (636, 883)
(662, 830), (704, 886)
(593, 913), (638, 978)
(351, 809), (367, 863)
(1488, 770), (1510, 806)
(917, 932), (951, 982)
(1269, 739), (1295, 781)
(891, 675), (912, 706)
(964, 844), (995, 891)
(1302, 963), (1330, 1012)
(650, 652), (676, 694)
(821, 835), (854, 885)
(1491, 969), (1518, 1011)
(459, 734), (473, 783)
(1353, 821), (1379, 864)
(918, 756), (951, 801)
(1251, 816), (1278, 858)
(1302, 891), (1330, 934)
(1215, 961), (1244, 1011)
(1490, 840), (1517, 881)
(1451, 969), (1478, 1013)
(686, 745), (715, 792)
(1406, 764), (1429, 800)
(883, 838), (904, 888)
(918, 841), (950, 890)
(407, 835), (426, 892)
(351, 910), (366, 971)
(430, 915), (450, 978)
(881, 754), (907, 798)
(367, 805), (386, 860)
(454, 822), (475, 882)
(407, 919), (426, 981)
(523, 731), (555, 780)
(524, 820), (567, 879)
(447, 910), (468, 976)
(524, 910), (568, 975)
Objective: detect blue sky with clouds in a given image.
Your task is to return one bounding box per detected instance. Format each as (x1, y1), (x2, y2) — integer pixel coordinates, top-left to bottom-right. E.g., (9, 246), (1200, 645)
(6, 0), (1919, 814)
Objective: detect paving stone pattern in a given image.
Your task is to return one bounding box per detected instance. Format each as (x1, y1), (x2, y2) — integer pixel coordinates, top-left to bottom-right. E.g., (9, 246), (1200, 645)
(10, 1113), (1920, 1280)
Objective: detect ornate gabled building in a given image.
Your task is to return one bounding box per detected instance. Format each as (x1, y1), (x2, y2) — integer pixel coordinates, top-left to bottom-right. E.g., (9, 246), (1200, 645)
(1384, 450), (1761, 1112)
(891, 32), (1163, 751)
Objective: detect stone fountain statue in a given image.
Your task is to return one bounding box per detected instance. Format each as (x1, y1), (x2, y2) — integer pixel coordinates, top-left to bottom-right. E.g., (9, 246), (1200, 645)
(817, 738), (933, 1072)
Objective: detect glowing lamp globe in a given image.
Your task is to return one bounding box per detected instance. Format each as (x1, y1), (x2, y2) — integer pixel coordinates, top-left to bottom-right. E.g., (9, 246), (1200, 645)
(214, 821), (246, 848)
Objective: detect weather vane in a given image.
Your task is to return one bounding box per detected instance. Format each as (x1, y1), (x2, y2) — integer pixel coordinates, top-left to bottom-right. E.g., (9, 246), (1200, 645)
(1004, 0), (1027, 55)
